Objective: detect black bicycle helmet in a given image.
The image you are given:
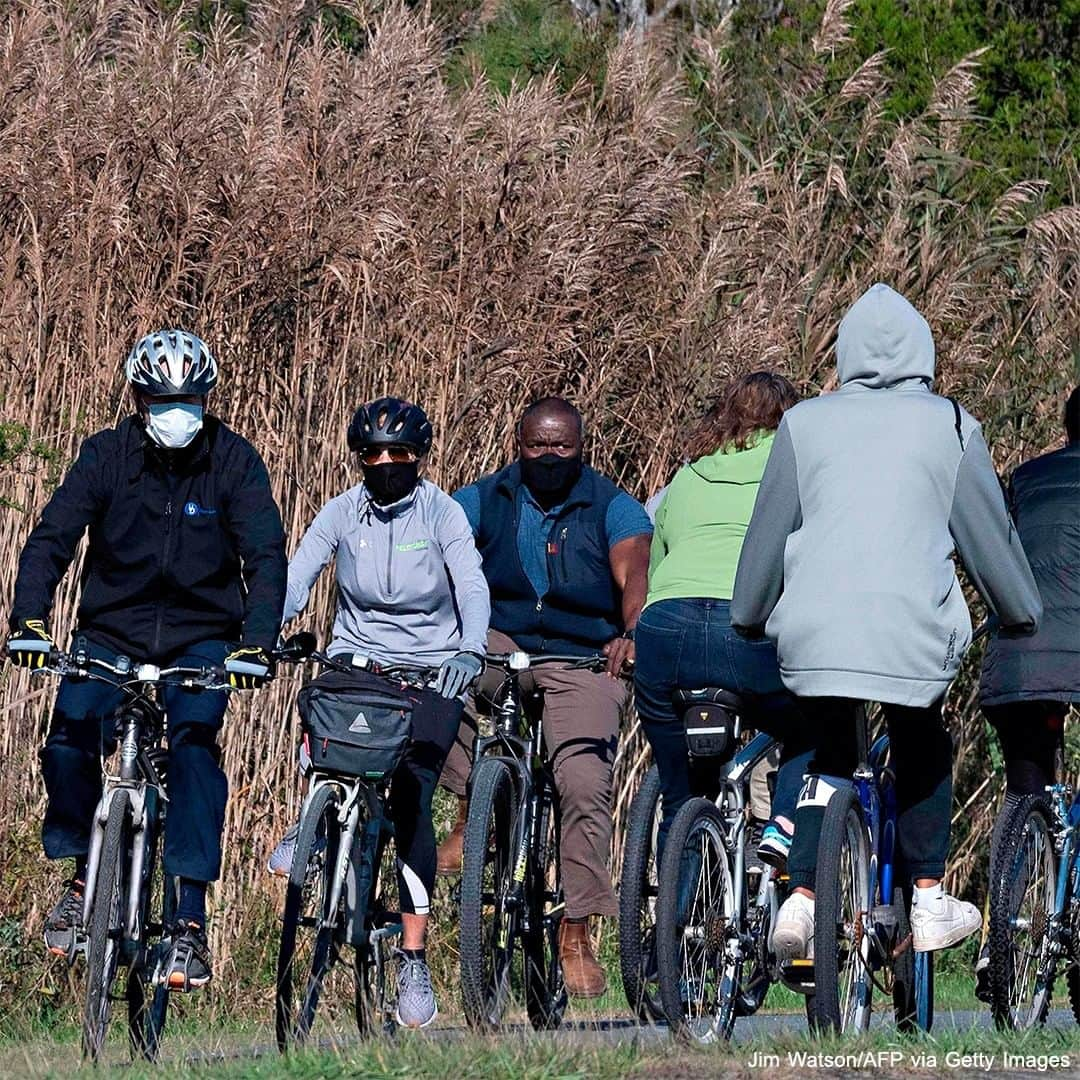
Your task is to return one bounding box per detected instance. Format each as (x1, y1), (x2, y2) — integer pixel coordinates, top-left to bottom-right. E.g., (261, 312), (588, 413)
(347, 397), (433, 455)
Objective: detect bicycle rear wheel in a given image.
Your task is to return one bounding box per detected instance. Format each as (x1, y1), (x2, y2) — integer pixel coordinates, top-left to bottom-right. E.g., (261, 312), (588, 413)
(524, 781), (567, 1031)
(988, 795), (1056, 1029)
(83, 790), (131, 1062)
(127, 808), (175, 1062)
(808, 785), (872, 1034)
(460, 757), (519, 1030)
(655, 798), (738, 1043)
(276, 783), (346, 1051)
(618, 764), (664, 1022)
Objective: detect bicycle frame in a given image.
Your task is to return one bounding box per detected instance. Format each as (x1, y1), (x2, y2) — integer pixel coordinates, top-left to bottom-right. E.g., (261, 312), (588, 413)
(471, 672), (549, 931)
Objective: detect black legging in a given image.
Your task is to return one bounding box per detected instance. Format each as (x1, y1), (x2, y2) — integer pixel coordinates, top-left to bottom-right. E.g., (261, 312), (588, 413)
(387, 688), (463, 915)
(984, 702), (1066, 797)
(786, 697), (953, 892)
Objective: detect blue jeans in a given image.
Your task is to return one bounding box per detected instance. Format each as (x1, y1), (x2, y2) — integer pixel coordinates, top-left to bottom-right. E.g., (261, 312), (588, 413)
(40, 638), (230, 883)
(634, 598), (812, 846)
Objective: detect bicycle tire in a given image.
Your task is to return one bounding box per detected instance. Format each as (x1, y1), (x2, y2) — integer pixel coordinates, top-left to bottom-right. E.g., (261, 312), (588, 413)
(892, 886), (917, 1032)
(127, 810), (175, 1063)
(808, 784), (872, 1034)
(353, 787), (394, 1038)
(618, 764), (664, 1022)
(655, 798), (738, 1043)
(988, 795), (1056, 1030)
(276, 782), (343, 1051)
(83, 790), (131, 1062)
(524, 781), (567, 1031)
(460, 757), (519, 1031)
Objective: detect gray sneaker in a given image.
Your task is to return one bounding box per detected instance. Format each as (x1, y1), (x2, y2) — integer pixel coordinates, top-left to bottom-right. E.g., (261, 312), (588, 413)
(44, 879), (84, 956)
(394, 951), (438, 1029)
(267, 823), (300, 876)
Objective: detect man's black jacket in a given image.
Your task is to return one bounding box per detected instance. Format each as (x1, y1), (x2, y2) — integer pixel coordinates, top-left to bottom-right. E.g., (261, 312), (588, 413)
(11, 416), (287, 660)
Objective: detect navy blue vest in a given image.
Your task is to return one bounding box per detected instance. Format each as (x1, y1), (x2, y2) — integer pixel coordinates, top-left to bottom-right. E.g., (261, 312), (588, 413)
(474, 462), (622, 655)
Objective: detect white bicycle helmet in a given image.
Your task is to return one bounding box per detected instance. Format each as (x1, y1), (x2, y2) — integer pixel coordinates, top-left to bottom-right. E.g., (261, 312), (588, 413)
(125, 330), (218, 396)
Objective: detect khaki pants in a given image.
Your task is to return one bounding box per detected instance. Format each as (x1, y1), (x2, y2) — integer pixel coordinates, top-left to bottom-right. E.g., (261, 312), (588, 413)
(440, 630), (627, 918)
(749, 742), (781, 821)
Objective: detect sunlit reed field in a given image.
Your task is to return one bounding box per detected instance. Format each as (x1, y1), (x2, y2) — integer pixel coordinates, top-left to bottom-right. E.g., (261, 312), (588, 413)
(0, 0), (1076, 1026)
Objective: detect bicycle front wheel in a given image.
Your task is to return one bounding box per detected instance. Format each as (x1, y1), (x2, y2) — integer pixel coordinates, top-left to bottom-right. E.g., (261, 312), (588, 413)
(524, 781), (567, 1031)
(988, 795), (1057, 1029)
(127, 809), (175, 1062)
(83, 790), (131, 1062)
(809, 785), (872, 1034)
(276, 782), (345, 1051)
(460, 757), (519, 1031)
(618, 764), (663, 1022)
(655, 798), (738, 1044)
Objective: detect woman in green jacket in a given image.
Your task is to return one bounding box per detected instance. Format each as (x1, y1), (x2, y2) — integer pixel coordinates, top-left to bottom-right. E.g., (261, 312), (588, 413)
(635, 372), (811, 864)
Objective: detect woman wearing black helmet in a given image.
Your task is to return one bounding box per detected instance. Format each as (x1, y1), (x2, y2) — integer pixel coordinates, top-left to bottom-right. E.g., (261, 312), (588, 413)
(274, 397), (491, 1028)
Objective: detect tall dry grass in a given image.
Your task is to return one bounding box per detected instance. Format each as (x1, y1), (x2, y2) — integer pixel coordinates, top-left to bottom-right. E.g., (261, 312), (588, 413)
(0, 0), (1076, 1019)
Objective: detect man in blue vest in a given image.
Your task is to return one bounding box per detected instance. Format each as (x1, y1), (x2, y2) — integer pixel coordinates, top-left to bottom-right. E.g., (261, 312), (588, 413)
(438, 397), (651, 996)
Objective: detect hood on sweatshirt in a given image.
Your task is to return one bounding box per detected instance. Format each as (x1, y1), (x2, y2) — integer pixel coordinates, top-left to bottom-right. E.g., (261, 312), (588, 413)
(836, 283), (936, 390)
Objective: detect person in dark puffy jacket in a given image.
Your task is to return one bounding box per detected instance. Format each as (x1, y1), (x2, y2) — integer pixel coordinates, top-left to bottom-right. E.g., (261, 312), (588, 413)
(972, 385), (1079, 998)
(979, 386), (1079, 792)
(6, 331), (287, 992)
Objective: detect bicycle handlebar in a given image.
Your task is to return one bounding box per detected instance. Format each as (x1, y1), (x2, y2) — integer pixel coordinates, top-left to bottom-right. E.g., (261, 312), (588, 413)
(484, 651), (608, 673)
(310, 650), (440, 684)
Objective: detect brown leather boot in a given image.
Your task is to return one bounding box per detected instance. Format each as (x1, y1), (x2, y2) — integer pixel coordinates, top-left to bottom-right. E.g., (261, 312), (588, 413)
(558, 919), (606, 998)
(436, 797), (468, 876)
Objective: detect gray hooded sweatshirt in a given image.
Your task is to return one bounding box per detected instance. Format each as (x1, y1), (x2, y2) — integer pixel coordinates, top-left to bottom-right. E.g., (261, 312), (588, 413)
(731, 284), (1042, 706)
(284, 479), (490, 667)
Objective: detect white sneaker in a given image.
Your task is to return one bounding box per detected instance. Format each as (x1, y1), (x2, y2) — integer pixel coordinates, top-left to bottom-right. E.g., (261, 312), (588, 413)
(772, 892), (814, 961)
(910, 890), (980, 952)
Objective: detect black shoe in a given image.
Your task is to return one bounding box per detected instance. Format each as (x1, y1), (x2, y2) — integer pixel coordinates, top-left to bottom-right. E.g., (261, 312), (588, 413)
(44, 879), (84, 956)
(160, 919), (212, 992)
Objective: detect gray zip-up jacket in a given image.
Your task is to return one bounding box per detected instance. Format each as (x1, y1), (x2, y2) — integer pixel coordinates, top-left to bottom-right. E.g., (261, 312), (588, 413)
(731, 283), (1042, 706)
(284, 480), (490, 667)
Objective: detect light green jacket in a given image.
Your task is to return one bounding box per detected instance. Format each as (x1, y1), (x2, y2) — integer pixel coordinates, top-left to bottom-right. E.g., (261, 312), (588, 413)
(646, 432), (775, 607)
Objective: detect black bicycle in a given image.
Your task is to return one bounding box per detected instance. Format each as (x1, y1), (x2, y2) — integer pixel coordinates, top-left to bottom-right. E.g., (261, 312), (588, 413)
(275, 649), (440, 1051)
(33, 634), (309, 1063)
(458, 650), (607, 1031)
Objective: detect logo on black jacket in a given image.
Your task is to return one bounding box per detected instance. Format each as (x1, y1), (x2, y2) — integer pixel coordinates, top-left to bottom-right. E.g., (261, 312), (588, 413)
(183, 501), (217, 517)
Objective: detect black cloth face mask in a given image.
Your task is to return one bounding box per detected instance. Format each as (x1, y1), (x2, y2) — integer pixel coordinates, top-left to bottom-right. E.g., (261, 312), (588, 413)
(362, 462), (419, 506)
(520, 453), (582, 508)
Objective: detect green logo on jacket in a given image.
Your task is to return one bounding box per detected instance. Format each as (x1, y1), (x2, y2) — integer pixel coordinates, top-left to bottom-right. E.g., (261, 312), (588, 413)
(396, 539), (430, 552)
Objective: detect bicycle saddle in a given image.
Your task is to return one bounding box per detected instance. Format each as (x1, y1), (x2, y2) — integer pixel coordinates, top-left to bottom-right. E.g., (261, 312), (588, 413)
(672, 686), (744, 712)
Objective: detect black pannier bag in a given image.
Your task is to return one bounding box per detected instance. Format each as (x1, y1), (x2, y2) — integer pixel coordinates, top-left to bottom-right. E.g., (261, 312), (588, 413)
(298, 669), (414, 780)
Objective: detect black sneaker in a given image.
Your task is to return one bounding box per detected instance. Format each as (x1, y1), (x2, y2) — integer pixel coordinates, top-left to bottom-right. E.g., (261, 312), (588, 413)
(44, 879), (85, 956)
(160, 920), (212, 992)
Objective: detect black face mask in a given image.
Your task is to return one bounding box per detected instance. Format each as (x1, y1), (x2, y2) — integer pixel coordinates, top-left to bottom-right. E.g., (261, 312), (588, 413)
(520, 453), (582, 507)
(362, 462), (419, 506)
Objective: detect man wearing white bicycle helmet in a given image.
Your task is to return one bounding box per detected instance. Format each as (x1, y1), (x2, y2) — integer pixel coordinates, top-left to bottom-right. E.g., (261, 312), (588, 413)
(7, 330), (287, 992)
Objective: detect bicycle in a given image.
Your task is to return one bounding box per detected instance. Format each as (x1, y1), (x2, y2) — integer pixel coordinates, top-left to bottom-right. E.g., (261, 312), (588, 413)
(458, 650), (608, 1032)
(274, 648), (441, 1051)
(800, 701), (932, 1034)
(986, 777), (1080, 1029)
(650, 687), (805, 1042)
(32, 633), (310, 1063)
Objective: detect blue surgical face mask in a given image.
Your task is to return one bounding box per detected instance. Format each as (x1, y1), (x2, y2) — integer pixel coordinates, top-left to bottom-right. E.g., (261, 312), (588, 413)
(145, 402), (204, 449)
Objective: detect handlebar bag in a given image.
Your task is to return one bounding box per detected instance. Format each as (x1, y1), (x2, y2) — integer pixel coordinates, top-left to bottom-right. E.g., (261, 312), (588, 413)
(298, 669), (414, 780)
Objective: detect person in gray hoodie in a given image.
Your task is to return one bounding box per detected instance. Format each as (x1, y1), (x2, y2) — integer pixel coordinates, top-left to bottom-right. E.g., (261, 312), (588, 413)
(731, 283), (1042, 960)
(272, 397), (490, 1029)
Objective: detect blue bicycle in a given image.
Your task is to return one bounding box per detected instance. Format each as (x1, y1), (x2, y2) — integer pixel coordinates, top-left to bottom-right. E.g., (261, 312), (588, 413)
(987, 781), (1080, 1029)
(803, 702), (933, 1033)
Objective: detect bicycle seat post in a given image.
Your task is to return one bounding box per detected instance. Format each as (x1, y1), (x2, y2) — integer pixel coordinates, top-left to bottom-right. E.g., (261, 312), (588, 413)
(854, 702), (871, 777)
